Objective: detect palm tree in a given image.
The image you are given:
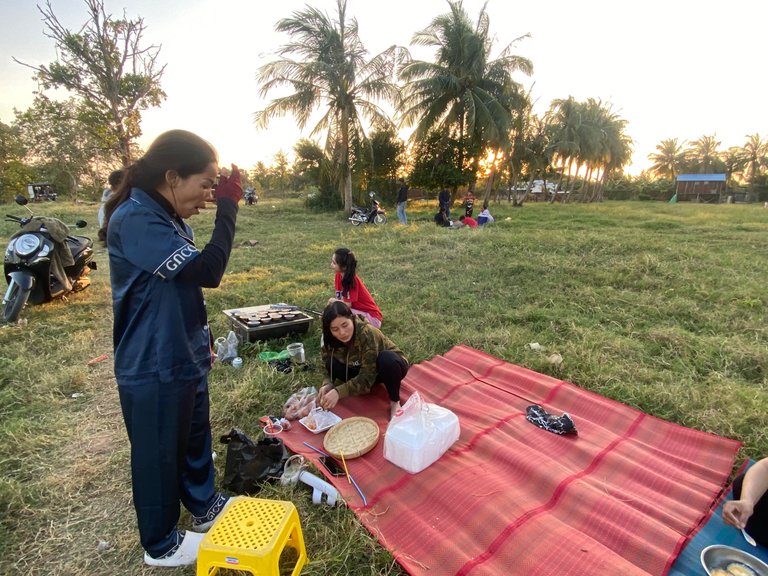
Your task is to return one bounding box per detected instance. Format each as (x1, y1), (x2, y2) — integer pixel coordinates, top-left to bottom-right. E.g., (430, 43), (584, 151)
(255, 0), (401, 212)
(687, 135), (722, 173)
(546, 98), (631, 201)
(740, 134), (768, 192)
(648, 138), (687, 180)
(398, 0), (532, 193)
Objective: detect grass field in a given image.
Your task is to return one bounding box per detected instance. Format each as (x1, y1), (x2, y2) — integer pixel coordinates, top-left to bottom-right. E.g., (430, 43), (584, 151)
(1, 197), (767, 575)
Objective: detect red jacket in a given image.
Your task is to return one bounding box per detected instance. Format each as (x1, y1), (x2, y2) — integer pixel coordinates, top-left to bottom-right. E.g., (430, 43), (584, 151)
(334, 273), (383, 321)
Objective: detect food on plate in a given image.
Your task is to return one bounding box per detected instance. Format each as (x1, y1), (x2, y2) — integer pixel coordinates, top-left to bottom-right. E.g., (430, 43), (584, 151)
(709, 570), (730, 576)
(726, 563), (757, 576)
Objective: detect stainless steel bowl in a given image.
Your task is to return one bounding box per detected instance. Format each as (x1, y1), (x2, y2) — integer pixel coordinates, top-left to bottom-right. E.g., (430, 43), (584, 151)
(701, 544), (768, 575)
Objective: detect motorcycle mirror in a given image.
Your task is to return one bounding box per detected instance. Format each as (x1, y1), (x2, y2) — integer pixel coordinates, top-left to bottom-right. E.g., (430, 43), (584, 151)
(75, 220), (88, 228)
(15, 194), (29, 206)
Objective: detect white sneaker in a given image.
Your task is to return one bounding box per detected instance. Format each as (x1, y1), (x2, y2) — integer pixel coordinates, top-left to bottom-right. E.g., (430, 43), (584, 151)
(143, 531), (204, 567)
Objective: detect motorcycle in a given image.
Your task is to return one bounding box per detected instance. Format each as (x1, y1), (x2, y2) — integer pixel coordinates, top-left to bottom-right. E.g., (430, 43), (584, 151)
(349, 192), (387, 226)
(244, 188), (258, 205)
(3, 195), (96, 323)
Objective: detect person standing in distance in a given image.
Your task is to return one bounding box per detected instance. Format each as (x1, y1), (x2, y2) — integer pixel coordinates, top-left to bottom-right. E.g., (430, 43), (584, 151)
(396, 178), (408, 225)
(438, 187), (451, 219)
(98, 169), (125, 231)
(103, 129), (242, 568)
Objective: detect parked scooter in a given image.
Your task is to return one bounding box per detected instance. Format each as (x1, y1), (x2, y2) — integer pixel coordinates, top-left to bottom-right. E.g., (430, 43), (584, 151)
(3, 195), (96, 323)
(349, 192), (387, 226)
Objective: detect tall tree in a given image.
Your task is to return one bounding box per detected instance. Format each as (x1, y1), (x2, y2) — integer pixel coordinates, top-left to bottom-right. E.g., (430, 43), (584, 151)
(0, 122), (35, 203)
(648, 138), (687, 180)
(354, 127), (405, 202)
(14, 93), (111, 200)
(399, 0), (532, 193)
(271, 150), (290, 197)
(255, 0), (402, 213)
(546, 97), (582, 192)
(739, 134), (768, 192)
(292, 138), (325, 191)
(687, 135), (723, 173)
(14, 0), (166, 166)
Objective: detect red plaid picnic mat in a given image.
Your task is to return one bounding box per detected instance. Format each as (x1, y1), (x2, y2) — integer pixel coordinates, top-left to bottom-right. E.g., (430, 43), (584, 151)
(282, 345), (740, 575)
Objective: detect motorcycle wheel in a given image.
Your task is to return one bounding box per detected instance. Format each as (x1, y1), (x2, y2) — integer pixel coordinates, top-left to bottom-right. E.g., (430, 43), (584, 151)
(351, 218), (362, 226)
(3, 281), (31, 323)
(374, 213), (387, 225)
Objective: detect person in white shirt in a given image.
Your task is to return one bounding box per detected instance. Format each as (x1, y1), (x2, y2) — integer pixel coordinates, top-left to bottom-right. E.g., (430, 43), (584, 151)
(477, 202), (495, 225)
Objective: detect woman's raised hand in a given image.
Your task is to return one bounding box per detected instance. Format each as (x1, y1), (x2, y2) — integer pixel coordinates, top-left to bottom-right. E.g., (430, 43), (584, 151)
(215, 164), (243, 203)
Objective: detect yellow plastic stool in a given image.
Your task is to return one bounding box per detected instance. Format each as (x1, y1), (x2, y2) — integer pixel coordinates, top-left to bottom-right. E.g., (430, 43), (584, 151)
(196, 496), (307, 576)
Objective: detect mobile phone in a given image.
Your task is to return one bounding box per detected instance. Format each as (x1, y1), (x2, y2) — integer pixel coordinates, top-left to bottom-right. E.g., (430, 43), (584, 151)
(319, 455), (346, 476)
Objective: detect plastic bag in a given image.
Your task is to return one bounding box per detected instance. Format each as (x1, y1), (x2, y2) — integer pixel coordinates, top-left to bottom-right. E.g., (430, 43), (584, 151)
(215, 330), (239, 364)
(383, 391), (460, 474)
(281, 386), (318, 420)
(220, 428), (288, 494)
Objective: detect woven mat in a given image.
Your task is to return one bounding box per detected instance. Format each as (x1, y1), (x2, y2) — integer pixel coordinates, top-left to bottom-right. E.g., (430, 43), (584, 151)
(281, 345), (741, 575)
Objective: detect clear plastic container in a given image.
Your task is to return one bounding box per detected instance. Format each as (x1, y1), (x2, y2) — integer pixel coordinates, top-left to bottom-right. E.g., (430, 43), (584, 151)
(383, 393), (460, 474)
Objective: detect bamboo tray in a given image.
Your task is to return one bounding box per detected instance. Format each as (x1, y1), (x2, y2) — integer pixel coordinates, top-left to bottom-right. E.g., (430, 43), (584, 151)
(323, 417), (380, 459)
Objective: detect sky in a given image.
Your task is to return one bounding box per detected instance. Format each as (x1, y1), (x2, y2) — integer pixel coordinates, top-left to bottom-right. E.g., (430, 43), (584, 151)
(1, 0), (766, 176)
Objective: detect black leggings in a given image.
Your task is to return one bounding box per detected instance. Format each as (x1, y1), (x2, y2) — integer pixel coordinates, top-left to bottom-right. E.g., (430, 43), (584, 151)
(325, 350), (408, 402)
(733, 472), (768, 546)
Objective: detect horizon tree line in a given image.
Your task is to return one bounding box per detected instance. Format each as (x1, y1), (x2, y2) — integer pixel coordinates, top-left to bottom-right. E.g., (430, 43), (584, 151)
(0, 0), (765, 205)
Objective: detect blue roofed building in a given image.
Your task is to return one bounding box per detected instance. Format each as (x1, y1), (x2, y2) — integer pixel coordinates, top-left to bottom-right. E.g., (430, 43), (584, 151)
(674, 174), (726, 203)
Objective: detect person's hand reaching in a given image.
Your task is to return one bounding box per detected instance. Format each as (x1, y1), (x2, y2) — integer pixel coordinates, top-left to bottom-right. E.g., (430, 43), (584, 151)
(723, 499), (754, 529)
(318, 384), (339, 410)
(215, 164), (242, 204)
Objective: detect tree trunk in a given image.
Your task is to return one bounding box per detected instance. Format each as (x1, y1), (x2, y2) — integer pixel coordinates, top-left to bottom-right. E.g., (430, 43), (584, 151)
(483, 149), (499, 204)
(341, 111), (352, 214)
(556, 158), (566, 192)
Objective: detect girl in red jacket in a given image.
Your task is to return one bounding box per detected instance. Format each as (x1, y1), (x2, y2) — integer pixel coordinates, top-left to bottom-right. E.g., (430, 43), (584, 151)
(328, 247), (383, 328)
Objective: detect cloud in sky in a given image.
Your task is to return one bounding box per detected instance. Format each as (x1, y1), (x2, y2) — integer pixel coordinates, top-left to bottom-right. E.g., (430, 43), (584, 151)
(1, 0), (765, 175)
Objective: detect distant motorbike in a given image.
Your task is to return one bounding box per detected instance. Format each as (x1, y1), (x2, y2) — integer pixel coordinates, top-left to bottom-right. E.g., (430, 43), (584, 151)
(3, 195), (96, 323)
(349, 192), (387, 226)
(244, 188), (258, 205)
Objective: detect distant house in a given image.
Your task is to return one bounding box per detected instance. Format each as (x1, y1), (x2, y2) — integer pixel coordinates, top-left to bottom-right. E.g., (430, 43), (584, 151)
(674, 174), (726, 203)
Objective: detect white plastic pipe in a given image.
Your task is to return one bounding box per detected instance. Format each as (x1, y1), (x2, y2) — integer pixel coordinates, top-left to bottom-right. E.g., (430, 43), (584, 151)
(297, 470), (338, 506)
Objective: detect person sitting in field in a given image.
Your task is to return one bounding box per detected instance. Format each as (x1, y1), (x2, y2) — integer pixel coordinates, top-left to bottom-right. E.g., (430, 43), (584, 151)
(434, 206), (451, 227)
(477, 202), (495, 225)
(317, 301), (409, 420)
(328, 247), (382, 328)
(459, 215), (478, 228)
(723, 457), (768, 547)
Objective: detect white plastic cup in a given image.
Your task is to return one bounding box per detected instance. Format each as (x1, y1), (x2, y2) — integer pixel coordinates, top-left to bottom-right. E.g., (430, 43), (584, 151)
(232, 357), (243, 368)
(286, 343), (305, 363)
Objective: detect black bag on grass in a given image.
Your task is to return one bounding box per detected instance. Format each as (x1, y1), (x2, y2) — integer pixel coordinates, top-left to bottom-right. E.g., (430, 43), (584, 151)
(219, 428), (288, 494)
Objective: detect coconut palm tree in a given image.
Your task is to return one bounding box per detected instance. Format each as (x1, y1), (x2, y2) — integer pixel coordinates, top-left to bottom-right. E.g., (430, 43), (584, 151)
(648, 138), (687, 180)
(687, 135), (723, 173)
(398, 0), (532, 192)
(740, 134), (768, 190)
(255, 0), (402, 212)
(546, 97), (583, 193)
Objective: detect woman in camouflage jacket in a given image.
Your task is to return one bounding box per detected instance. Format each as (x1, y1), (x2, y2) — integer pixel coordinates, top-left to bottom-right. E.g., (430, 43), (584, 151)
(317, 301), (408, 419)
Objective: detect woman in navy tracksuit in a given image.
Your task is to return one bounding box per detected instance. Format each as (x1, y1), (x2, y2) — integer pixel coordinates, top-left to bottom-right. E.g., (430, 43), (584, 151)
(103, 130), (241, 567)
